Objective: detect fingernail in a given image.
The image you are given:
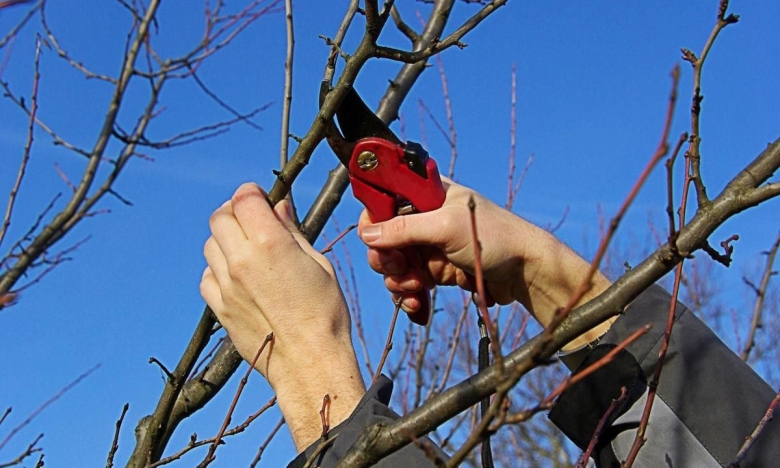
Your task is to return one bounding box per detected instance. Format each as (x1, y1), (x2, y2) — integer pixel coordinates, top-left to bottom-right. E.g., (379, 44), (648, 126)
(399, 278), (420, 292)
(401, 297), (416, 313)
(361, 225), (381, 242)
(383, 261), (402, 275)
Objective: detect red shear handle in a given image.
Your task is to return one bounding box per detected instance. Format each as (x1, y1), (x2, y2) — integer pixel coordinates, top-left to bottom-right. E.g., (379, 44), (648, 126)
(349, 138), (446, 325)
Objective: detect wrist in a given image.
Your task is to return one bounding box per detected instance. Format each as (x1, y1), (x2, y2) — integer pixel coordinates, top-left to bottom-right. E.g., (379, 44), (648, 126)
(515, 230), (614, 350)
(268, 338), (365, 451)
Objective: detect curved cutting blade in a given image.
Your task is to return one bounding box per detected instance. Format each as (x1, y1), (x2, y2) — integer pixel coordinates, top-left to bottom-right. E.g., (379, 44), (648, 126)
(335, 87), (402, 146)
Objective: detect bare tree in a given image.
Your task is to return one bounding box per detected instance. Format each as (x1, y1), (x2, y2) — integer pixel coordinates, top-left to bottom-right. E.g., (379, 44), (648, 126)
(2, 0), (778, 467)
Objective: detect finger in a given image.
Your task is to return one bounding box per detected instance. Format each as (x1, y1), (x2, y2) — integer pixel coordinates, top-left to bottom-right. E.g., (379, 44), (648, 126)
(359, 209), (455, 251)
(272, 198), (337, 272)
(231, 183), (289, 243)
(200, 267), (224, 312)
(209, 200), (248, 258)
(395, 293), (420, 314)
(366, 248), (407, 275)
(203, 235), (230, 284)
(383, 270), (424, 294)
(274, 198), (297, 232)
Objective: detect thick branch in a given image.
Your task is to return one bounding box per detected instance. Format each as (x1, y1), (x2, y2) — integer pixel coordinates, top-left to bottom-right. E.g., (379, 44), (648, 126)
(334, 139), (780, 468)
(373, 0), (508, 63)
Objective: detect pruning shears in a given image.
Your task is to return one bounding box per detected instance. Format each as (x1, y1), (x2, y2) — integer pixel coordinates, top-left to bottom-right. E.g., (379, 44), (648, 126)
(320, 82), (446, 325)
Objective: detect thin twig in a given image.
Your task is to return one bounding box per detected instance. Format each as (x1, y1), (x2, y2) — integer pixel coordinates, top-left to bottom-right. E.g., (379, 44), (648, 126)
(664, 132), (689, 240)
(249, 416), (285, 468)
(468, 195), (504, 371)
(187, 336), (225, 381)
(446, 325), (650, 467)
(435, 294), (472, 394)
(105, 403), (130, 468)
(0, 0), (42, 50)
(0, 364), (100, 451)
(197, 333), (274, 467)
(144, 396), (278, 468)
(320, 395), (332, 439)
(319, 224), (357, 254)
(740, 232), (780, 361)
(0, 36), (42, 248)
(373, 0), (509, 63)
(373, 299), (403, 385)
(727, 388), (780, 467)
(576, 387), (628, 468)
(433, 51), (458, 179)
(544, 65), (680, 335)
(280, 0), (295, 168)
(681, 0), (739, 207)
(0, 433), (43, 468)
(623, 158), (693, 467)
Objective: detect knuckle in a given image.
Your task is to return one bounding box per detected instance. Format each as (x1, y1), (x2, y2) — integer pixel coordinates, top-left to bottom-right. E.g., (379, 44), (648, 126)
(390, 216), (408, 236)
(208, 211), (221, 228)
(226, 257), (252, 280)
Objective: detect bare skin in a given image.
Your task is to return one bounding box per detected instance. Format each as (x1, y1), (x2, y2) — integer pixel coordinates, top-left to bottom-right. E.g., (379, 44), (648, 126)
(358, 179), (614, 351)
(201, 180), (613, 452)
(201, 183), (364, 451)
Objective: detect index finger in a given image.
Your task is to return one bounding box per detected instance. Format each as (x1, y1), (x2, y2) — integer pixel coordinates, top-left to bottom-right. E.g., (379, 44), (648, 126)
(230, 183), (289, 241)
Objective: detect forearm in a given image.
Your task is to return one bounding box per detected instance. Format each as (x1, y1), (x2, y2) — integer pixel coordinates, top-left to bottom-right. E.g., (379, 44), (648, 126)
(271, 341), (366, 451)
(508, 222), (615, 351)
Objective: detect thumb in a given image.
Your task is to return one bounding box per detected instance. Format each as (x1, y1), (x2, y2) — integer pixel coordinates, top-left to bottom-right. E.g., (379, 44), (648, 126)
(359, 209), (449, 250)
(274, 198), (298, 233)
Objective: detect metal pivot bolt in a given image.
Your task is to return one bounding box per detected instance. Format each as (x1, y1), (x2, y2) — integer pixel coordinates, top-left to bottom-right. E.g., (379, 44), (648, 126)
(357, 151), (379, 171)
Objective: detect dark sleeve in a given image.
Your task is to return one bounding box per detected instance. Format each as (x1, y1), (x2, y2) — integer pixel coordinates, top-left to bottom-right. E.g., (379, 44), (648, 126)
(549, 284), (780, 467)
(287, 375), (448, 468)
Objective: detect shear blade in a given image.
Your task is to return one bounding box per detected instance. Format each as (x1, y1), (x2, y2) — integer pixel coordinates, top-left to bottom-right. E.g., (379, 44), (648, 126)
(335, 87), (403, 146)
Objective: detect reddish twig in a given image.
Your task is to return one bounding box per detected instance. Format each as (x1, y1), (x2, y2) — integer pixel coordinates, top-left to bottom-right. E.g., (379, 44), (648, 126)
(0, 293), (18, 310)
(319, 224), (356, 254)
(0, 364), (100, 451)
(545, 65), (680, 336)
(197, 333), (274, 468)
(576, 387), (628, 467)
(320, 394), (332, 438)
(413, 290), (436, 407)
(623, 157), (693, 466)
(468, 195), (504, 371)
(500, 324), (650, 427)
(417, 99), (449, 149)
(145, 396), (278, 468)
(13, 236), (91, 294)
(505, 65), (533, 211)
(373, 299), (403, 385)
(727, 388), (780, 467)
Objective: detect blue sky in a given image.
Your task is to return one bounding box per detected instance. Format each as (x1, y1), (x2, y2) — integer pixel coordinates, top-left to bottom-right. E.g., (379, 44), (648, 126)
(1, 1), (778, 466)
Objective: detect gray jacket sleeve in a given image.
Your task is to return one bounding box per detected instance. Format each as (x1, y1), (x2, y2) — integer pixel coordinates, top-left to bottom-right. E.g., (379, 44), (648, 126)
(549, 284), (779, 467)
(286, 375), (447, 468)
